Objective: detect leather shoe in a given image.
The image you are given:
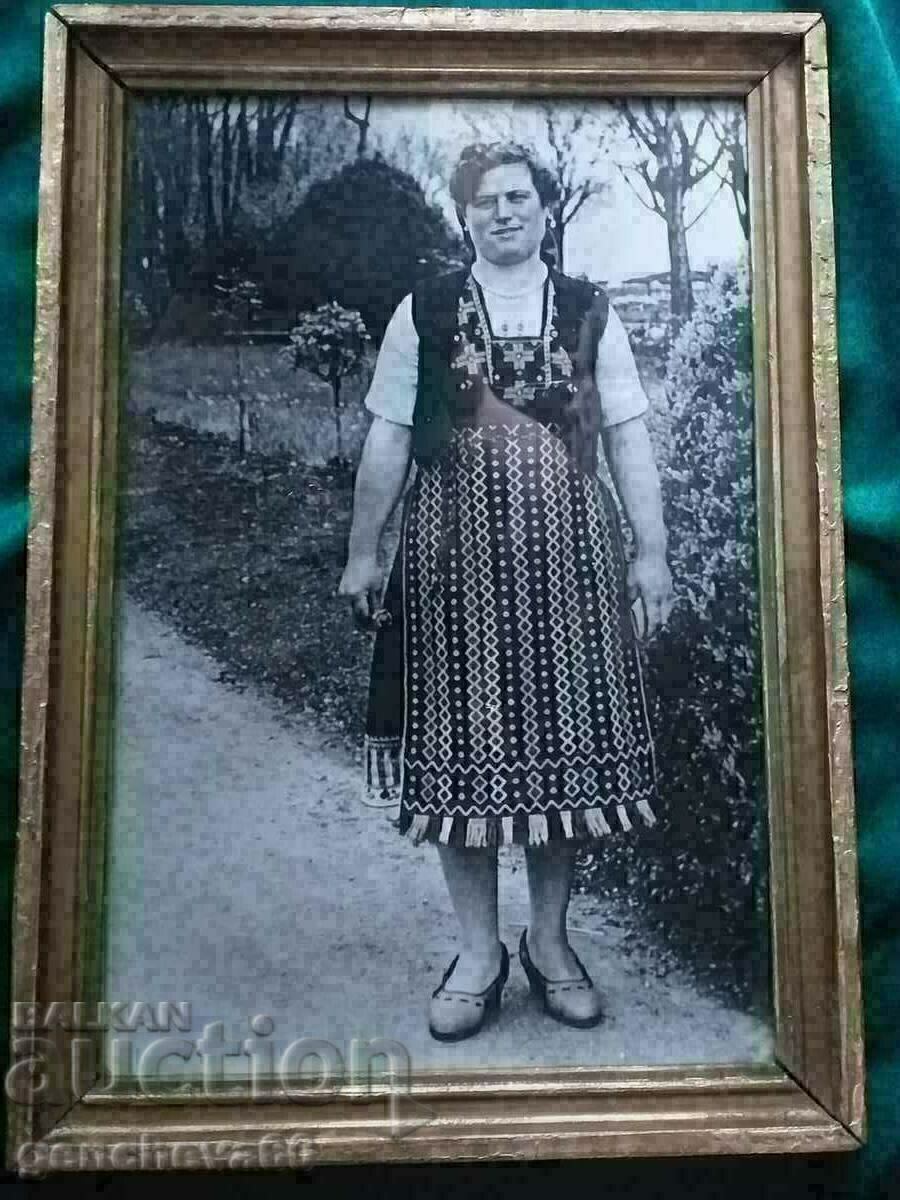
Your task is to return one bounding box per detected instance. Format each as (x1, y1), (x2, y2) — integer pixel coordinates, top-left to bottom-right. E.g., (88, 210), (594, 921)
(519, 929), (603, 1029)
(428, 943), (509, 1042)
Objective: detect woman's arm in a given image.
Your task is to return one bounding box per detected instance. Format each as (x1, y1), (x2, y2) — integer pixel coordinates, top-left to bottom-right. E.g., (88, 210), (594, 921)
(602, 416), (674, 635)
(338, 415), (413, 627)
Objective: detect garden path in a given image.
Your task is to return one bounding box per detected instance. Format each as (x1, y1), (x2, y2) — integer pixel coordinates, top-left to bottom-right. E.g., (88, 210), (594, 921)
(103, 597), (772, 1083)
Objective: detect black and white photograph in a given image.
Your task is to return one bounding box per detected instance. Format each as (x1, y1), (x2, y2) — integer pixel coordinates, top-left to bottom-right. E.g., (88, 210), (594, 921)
(104, 92), (771, 1078)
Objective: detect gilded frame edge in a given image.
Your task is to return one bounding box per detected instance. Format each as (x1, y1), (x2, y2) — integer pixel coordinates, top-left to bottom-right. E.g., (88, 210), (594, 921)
(7, 5), (865, 1174)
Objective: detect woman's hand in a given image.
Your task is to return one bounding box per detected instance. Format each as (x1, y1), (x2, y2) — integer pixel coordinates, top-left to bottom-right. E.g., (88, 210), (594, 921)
(338, 416), (412, 631)
(338, 555), (384, 631)
(627, 551), (674, 638)
(602, 417), (672, 639)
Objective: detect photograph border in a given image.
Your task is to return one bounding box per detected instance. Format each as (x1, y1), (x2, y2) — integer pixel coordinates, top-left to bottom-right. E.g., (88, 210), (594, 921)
(8, 4), (864, 1172)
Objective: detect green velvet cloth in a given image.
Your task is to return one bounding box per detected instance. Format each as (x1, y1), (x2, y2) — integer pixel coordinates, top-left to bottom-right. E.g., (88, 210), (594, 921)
(1, 1), (898, 1191)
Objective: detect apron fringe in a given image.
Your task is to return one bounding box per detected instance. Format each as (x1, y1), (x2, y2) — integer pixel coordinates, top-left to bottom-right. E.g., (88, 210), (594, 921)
(394, 801), (658, 847)
(465, 817), (488, 847)
(407, 812), (431, 844)
(616, 803), (633, 832)
(583, 807), (613, 837)
(636, 798), (658, 827)
(527, 813), (550, 846)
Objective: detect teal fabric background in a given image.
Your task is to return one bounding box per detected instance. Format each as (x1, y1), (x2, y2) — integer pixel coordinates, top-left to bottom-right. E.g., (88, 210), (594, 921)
(1, 0), (897, 1191)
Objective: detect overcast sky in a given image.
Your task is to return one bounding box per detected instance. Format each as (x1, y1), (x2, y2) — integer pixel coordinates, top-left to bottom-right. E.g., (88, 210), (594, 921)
(366, 96), (747, 284)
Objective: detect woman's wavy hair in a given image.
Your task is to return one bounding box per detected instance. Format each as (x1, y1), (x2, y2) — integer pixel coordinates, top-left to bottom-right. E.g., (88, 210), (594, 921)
(448, 141), (561, 263)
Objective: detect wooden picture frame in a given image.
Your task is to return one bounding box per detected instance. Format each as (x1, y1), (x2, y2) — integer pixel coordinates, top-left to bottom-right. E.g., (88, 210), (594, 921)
(8, 4), (864, 1174)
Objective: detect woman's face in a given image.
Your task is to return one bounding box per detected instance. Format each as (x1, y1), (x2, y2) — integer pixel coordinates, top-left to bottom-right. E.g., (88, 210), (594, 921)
(464, 162), (547, 267)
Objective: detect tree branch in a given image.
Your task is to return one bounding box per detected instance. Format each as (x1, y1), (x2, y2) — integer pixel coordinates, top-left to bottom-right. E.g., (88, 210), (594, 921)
(688, 110), (712, 159)
(685, 174), (727, 229)
(563, 182), (599, 226)
(643, 98), (667, 144)
(617, 163), (664, 217)
(614, 100), (657, 152)
(343, 95), (372, 156)
(276, 98), (298, 162)
(688, 137), (727, 187)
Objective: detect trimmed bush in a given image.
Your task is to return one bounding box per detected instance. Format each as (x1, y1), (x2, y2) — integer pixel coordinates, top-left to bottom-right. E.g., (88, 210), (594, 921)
(263, 155), (465, 340)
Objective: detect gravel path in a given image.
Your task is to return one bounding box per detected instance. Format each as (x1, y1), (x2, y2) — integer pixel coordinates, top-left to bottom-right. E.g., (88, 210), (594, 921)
(104, 598), (773, 1080)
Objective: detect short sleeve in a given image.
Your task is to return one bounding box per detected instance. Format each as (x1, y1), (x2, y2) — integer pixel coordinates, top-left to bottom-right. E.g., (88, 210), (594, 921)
(593, 303), (650, 429)
(363, 293), (419, 427)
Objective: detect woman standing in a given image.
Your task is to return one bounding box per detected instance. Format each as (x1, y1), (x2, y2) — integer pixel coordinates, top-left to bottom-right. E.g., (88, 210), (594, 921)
(339, 141), (673, 1041)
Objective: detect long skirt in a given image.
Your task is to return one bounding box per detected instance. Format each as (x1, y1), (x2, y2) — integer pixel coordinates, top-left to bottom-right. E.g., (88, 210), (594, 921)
(363, 421), (659, 846)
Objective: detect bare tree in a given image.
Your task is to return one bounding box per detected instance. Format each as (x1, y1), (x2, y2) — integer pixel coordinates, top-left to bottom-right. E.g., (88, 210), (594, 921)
(539, 105), (612, 271)
(233, 99), (350, 246)
(130, 95), (364, 336)
(613, 100), (727, 321)
(343, 96), (373, 157)
(246, 97), (302, 183)
(192, 97), (218, 276)
(213, 276), (263, 459)
(375, 127), (450, 206)
(706, 107), (749, 241)
(130, 98), (196, 297)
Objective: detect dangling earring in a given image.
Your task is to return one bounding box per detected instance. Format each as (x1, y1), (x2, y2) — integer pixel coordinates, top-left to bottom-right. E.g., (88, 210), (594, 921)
(541, 216), (559, 267)
(459, 220), (475, 261)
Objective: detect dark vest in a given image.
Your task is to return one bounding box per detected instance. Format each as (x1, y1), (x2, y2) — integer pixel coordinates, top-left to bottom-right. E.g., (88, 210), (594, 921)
(409, 266), (610, 470)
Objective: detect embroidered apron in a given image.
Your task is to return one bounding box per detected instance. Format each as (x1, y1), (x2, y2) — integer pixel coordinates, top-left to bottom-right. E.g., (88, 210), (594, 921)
(363, 271), (659, 846)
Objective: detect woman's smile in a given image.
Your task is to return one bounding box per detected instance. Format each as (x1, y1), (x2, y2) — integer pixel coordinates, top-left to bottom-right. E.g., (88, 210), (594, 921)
(465, 162), (547, 265)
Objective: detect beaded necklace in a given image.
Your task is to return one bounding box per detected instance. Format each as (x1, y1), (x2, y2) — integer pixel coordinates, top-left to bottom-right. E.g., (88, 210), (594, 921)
(469, 273), (555, 392)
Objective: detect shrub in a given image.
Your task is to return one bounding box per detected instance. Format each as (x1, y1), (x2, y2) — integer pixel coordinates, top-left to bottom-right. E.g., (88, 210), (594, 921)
(263, 155), (465, 340)
(580, 263), (768, 1009)
(281, 302), (371, 466)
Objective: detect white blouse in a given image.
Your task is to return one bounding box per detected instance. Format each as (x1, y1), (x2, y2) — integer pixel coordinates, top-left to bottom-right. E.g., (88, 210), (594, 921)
(364, 262), (650, 430)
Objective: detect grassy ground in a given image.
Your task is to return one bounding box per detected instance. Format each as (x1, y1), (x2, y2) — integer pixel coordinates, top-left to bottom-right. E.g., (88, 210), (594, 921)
(118, 412), (380, 758)
(127, 341), (372, 465)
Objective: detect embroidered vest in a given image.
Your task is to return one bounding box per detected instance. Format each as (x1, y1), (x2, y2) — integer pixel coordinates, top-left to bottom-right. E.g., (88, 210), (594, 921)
(410, 266), (610, 473)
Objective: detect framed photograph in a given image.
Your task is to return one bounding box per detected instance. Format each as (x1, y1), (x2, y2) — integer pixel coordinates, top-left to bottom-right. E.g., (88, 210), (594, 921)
(9, 4), (864, 1175)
